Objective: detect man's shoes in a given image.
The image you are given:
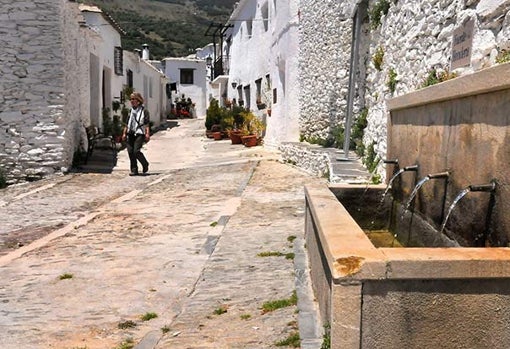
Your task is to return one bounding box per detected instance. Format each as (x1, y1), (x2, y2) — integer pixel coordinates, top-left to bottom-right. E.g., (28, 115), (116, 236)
(142, 163), (149, 174)
(129, 171), (138, 176)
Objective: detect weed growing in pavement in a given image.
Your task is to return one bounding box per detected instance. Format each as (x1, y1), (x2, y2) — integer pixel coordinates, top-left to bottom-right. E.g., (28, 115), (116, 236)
(141, 312), (158, 321)
(275, 331), (300, 347)
(287, 235), (297, 243)
(118, 320), (137, 329)
(161, 325), (170, 334)
(115, 338), (134, 349)
(240, 314), (251, 320)
(59, 273), (73, 280)
(257, 251), (283, 257)
(321, 322), (331, 349)
(213, 305), (228, 315)
(257, 251), (294, 260)
(210, 221), (218, 227)
(261, 291), (297, 313)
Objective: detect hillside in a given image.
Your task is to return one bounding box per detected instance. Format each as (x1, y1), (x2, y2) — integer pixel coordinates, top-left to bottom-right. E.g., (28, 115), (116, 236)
(83, 0), (238, 59)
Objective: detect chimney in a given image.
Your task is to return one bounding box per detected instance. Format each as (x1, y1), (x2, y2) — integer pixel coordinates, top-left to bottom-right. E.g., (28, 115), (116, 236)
(142, 44), (149, 60)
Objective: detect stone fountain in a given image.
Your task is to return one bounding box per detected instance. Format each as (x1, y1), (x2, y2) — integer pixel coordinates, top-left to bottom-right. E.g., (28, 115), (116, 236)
(305, 63), (510, 349)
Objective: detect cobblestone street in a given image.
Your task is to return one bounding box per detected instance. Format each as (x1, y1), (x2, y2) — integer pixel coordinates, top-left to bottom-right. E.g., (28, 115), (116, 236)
(0, 119), (325, 349)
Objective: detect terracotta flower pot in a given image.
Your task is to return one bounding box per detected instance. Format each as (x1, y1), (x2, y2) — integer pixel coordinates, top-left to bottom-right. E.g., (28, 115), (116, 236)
(229, 131), (243, 144)
(212, 132), (223, 140)
(241, 135), (258, 147)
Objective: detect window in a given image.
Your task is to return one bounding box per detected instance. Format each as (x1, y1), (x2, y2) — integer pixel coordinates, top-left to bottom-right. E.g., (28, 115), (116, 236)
(114, 46), (123, 76)
(255, 78), (262, 104)
(180, 69), (194, 84)
(261, 2), (269, 31)
(237, 85), (243, 106)
(246, 19), (253, 38)
(244, 85), (251, 110)
(126, 69), (133, 88)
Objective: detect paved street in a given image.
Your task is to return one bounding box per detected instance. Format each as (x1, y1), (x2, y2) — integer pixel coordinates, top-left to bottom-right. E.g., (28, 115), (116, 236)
(0, 119), (325, 349)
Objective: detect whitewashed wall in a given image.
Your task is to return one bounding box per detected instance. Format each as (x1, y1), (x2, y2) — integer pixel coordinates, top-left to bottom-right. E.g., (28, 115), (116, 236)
(163, 58), (208, 118)
(124, 52), (169, 126)
(299, 0), (510, 178)
(0, 0), (88, 183)
(80, 6), (124, 128)
(226, 0), (300, 148)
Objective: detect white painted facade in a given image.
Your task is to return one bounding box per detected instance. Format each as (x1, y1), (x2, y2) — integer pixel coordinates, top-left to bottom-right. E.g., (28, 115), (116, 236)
(0, 1), (170, 184)
(124, 51), (169, 126)
(80, 5), (124, 129)
(225, 0), (300, 149)
(162, 58), (208, 118)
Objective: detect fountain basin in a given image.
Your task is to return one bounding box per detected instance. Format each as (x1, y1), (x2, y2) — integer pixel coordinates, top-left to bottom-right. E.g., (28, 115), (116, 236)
(305, 183), (510, 349)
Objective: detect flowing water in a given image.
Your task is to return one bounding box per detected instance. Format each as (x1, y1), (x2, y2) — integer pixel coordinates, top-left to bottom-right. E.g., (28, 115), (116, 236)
(381, 168), (406, 203)
(401, 176), (431, 219)
(440, 188), (471, 234)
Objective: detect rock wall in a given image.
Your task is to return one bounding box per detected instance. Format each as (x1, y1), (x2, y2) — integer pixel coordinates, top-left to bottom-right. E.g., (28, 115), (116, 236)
(0, 0), (87, 184)
(299, 0), (510, 179)
(299, 0), (354, 140)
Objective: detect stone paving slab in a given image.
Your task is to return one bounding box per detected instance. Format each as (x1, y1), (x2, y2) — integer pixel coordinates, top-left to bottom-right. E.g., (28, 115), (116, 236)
(0, 119), (330, 349)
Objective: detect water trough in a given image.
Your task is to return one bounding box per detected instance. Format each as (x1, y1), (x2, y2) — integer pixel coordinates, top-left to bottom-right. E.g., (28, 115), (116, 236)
(305, 63), (510, 348)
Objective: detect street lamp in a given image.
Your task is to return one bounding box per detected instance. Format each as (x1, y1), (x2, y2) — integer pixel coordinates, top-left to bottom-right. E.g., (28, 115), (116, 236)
(205, 55), (213, 80)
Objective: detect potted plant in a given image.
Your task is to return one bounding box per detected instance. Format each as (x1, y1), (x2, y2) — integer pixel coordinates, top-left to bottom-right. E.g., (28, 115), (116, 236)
(206, 98), (223, 137)
(112, 114), (123, 143)
(256, 98), (266, 110)
(239, 111), (265, 147)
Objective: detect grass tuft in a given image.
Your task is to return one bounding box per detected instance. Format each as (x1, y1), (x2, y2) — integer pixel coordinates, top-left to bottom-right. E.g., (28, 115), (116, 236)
(261, 291), (297, 313)
(59, 273), (73, 280)
(140, 312), (158, 321)
(275, 332), (300, 347)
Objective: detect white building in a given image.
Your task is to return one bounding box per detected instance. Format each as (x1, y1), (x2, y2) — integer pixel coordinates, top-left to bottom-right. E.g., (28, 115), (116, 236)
(162, 57), (208, 118)
(124, 48), (169, 127)
(79, 4), (125, 130)
(224, 0), (300, 148)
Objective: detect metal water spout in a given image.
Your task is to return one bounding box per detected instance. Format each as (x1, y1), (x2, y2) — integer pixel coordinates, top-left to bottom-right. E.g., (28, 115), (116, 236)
(383, 159), (399, 165)
(469, 182), (496, 192)
(440, 181), (497, 235)
(401, 172), (449, 218)
(381, 164), (419, 203)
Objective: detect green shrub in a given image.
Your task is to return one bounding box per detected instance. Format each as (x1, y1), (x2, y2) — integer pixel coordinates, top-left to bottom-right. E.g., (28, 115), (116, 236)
(0, 169), (6, 189)
(352, 108), (368, 155)
(420, 68), (458, 88)
(102, 107), (113, 136)
(496, 49), (510, 64)
(387, 68), (398, 94)
(363, 141), (380, 173)
(205, 98), (222, 130)
(369, 0), (391, 29)
(372, 46), (384, 71)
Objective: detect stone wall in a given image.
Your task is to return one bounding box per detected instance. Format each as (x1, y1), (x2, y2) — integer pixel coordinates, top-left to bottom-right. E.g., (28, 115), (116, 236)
(299, 0), (510, 179)
(299, 0), (354, 140)
(279, 142), (331, 179)
(0, 0), (86, 184)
